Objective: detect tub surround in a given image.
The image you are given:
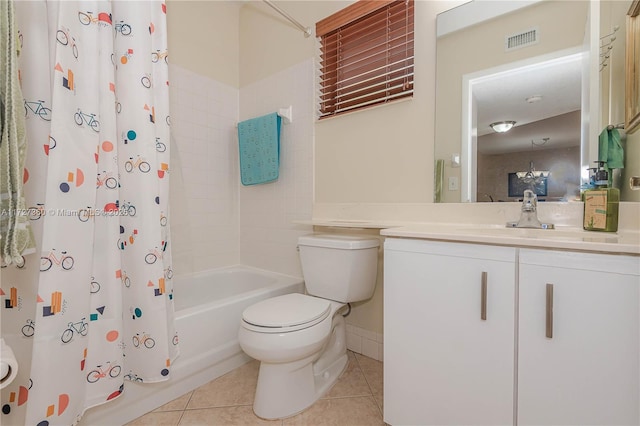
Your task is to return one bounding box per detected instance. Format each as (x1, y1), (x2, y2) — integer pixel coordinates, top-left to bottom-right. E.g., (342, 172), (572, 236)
(239, 59), (315, 279)
(168, 63), (240, 275)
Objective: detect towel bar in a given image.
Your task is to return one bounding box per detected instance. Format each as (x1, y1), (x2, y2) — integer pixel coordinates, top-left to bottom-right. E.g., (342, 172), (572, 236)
(278, 106), (292, 124)
(236, 106), (292, 127)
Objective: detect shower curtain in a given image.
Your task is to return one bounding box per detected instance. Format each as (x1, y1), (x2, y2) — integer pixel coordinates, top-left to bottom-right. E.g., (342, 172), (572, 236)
(1, 1), (177, 424)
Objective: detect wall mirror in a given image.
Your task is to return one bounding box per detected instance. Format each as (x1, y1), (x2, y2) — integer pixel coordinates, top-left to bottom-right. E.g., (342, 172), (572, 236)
(434, 0), (636, 203)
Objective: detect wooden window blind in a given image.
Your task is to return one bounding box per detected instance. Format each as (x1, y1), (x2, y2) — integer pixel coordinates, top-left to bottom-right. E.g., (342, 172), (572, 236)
(316, 0), (414, 119)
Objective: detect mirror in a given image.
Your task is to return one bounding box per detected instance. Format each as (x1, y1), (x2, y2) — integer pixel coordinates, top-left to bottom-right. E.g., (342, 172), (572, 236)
(434, 0), (638, 202)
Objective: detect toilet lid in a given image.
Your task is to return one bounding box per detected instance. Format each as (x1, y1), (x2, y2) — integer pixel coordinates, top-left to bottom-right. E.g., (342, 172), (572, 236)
(242, 293), (331, 331)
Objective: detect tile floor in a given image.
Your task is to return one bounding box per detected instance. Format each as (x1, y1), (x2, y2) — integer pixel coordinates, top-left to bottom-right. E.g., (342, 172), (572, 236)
(125, 351), (384, 425)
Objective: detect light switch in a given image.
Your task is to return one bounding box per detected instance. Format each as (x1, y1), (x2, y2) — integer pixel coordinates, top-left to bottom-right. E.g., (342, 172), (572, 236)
(451, 154), (461, 168)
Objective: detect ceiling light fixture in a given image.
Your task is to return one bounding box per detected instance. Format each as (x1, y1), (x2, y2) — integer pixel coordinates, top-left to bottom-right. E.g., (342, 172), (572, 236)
(489, 121), (516, 133)
(526, 95), (543, 103)
(516, 138), (551, 181)
(515, 163), (551, 180)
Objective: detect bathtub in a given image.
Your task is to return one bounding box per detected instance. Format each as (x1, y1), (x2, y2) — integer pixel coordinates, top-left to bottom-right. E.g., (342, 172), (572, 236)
(81, 266), (304, 425)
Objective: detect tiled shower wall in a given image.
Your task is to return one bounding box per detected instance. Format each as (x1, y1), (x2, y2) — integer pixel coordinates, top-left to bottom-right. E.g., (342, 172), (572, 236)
(168, 60), (379, 360)
(168, 60), (314, 278)
(239, 60), (315, 277)
(168, 64), (240, 276)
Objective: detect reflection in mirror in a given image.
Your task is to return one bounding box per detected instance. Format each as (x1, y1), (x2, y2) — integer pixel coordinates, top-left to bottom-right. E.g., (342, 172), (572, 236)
(473, 52), (583, 202)
(435, 0), (589, 203)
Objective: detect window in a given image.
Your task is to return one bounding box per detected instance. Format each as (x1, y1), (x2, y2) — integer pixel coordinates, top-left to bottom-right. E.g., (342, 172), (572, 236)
(316, 0), (414, 119)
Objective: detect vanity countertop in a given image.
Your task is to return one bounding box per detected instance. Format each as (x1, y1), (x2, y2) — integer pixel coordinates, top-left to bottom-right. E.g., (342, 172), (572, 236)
(380, 224), (640, 256)
(304, 202), (640, 255)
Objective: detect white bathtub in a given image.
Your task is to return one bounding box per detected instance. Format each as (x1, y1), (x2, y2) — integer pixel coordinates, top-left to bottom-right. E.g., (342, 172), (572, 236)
(81, 266), (304, 425)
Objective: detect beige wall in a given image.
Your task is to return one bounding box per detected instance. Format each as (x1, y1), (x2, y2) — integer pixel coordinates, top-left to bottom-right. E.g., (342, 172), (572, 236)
(435, 1), (588, 203)
(315, 1), (449, 203)
(167, 0), (241, 87)
(239, 1), (348, 86)
(240, 1), (453, 204)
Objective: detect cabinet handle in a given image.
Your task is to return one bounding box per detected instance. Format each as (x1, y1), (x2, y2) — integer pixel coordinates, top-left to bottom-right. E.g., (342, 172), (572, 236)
(481, 272), (488, 321)
(546, 283), (554, 338)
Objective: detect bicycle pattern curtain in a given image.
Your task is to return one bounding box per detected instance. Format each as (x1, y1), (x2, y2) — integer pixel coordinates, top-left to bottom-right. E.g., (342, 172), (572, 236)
(0, 1), (177, 424)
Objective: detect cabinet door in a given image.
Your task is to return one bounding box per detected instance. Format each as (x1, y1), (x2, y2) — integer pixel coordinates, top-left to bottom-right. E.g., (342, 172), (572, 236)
(518, 249), (640, 425)
(384, 239), (516, 425)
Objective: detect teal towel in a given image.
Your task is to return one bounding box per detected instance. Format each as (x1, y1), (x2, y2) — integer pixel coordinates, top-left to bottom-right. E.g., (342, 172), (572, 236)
(238, 113), (281, 186)
(598, 128), (624, 169)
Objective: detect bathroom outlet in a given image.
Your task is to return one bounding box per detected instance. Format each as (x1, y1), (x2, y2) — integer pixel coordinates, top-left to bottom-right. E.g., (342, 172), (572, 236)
(448, 176), (459, 191)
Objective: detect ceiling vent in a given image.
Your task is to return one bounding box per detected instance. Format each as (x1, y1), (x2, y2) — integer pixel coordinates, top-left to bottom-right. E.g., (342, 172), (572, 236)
(505, 27), (539, 51)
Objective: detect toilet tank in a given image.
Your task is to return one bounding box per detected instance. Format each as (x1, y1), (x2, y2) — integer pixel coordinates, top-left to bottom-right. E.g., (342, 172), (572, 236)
(298, 234), (379, 303)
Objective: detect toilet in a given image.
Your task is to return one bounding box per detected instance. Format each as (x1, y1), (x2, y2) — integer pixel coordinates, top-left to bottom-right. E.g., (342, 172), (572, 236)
(238, 234), (379, 420)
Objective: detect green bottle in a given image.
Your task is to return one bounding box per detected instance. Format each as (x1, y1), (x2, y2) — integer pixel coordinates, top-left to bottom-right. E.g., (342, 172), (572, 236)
(583, 161), (619, 232)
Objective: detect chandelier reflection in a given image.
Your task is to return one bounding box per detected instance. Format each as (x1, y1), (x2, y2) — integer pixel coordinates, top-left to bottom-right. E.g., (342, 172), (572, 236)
(516, 138), (551, 184)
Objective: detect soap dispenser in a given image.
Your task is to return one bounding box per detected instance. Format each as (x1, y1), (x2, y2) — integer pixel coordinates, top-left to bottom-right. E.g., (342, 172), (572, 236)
(580, 167), (597, 199)
(583, 161), (619, 232)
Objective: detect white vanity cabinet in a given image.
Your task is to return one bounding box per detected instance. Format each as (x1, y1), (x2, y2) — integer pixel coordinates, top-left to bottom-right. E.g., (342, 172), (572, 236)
(384, 238), (640, 426)
(384, 238), (517, 425)
(517, 248), (639, 425)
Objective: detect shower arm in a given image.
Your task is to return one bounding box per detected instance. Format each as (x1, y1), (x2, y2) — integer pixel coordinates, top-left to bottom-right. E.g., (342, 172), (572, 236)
(262, 0), (312, 38)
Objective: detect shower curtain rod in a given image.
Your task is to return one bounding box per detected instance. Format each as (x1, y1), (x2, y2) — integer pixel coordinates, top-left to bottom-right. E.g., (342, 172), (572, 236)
(263, 0), (312, 38)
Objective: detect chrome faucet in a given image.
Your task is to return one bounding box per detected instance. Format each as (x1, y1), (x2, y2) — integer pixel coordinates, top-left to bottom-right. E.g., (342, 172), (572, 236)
(506, 189), (555, 229)
(516, 190), (542, 228)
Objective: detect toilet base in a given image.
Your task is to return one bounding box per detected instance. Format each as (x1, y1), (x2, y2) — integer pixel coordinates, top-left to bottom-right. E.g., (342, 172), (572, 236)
(252, 315), (348, 420)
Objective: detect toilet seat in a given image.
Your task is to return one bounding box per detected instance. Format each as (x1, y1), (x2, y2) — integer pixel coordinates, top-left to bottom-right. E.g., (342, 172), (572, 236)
(242, 293), (331, 333)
